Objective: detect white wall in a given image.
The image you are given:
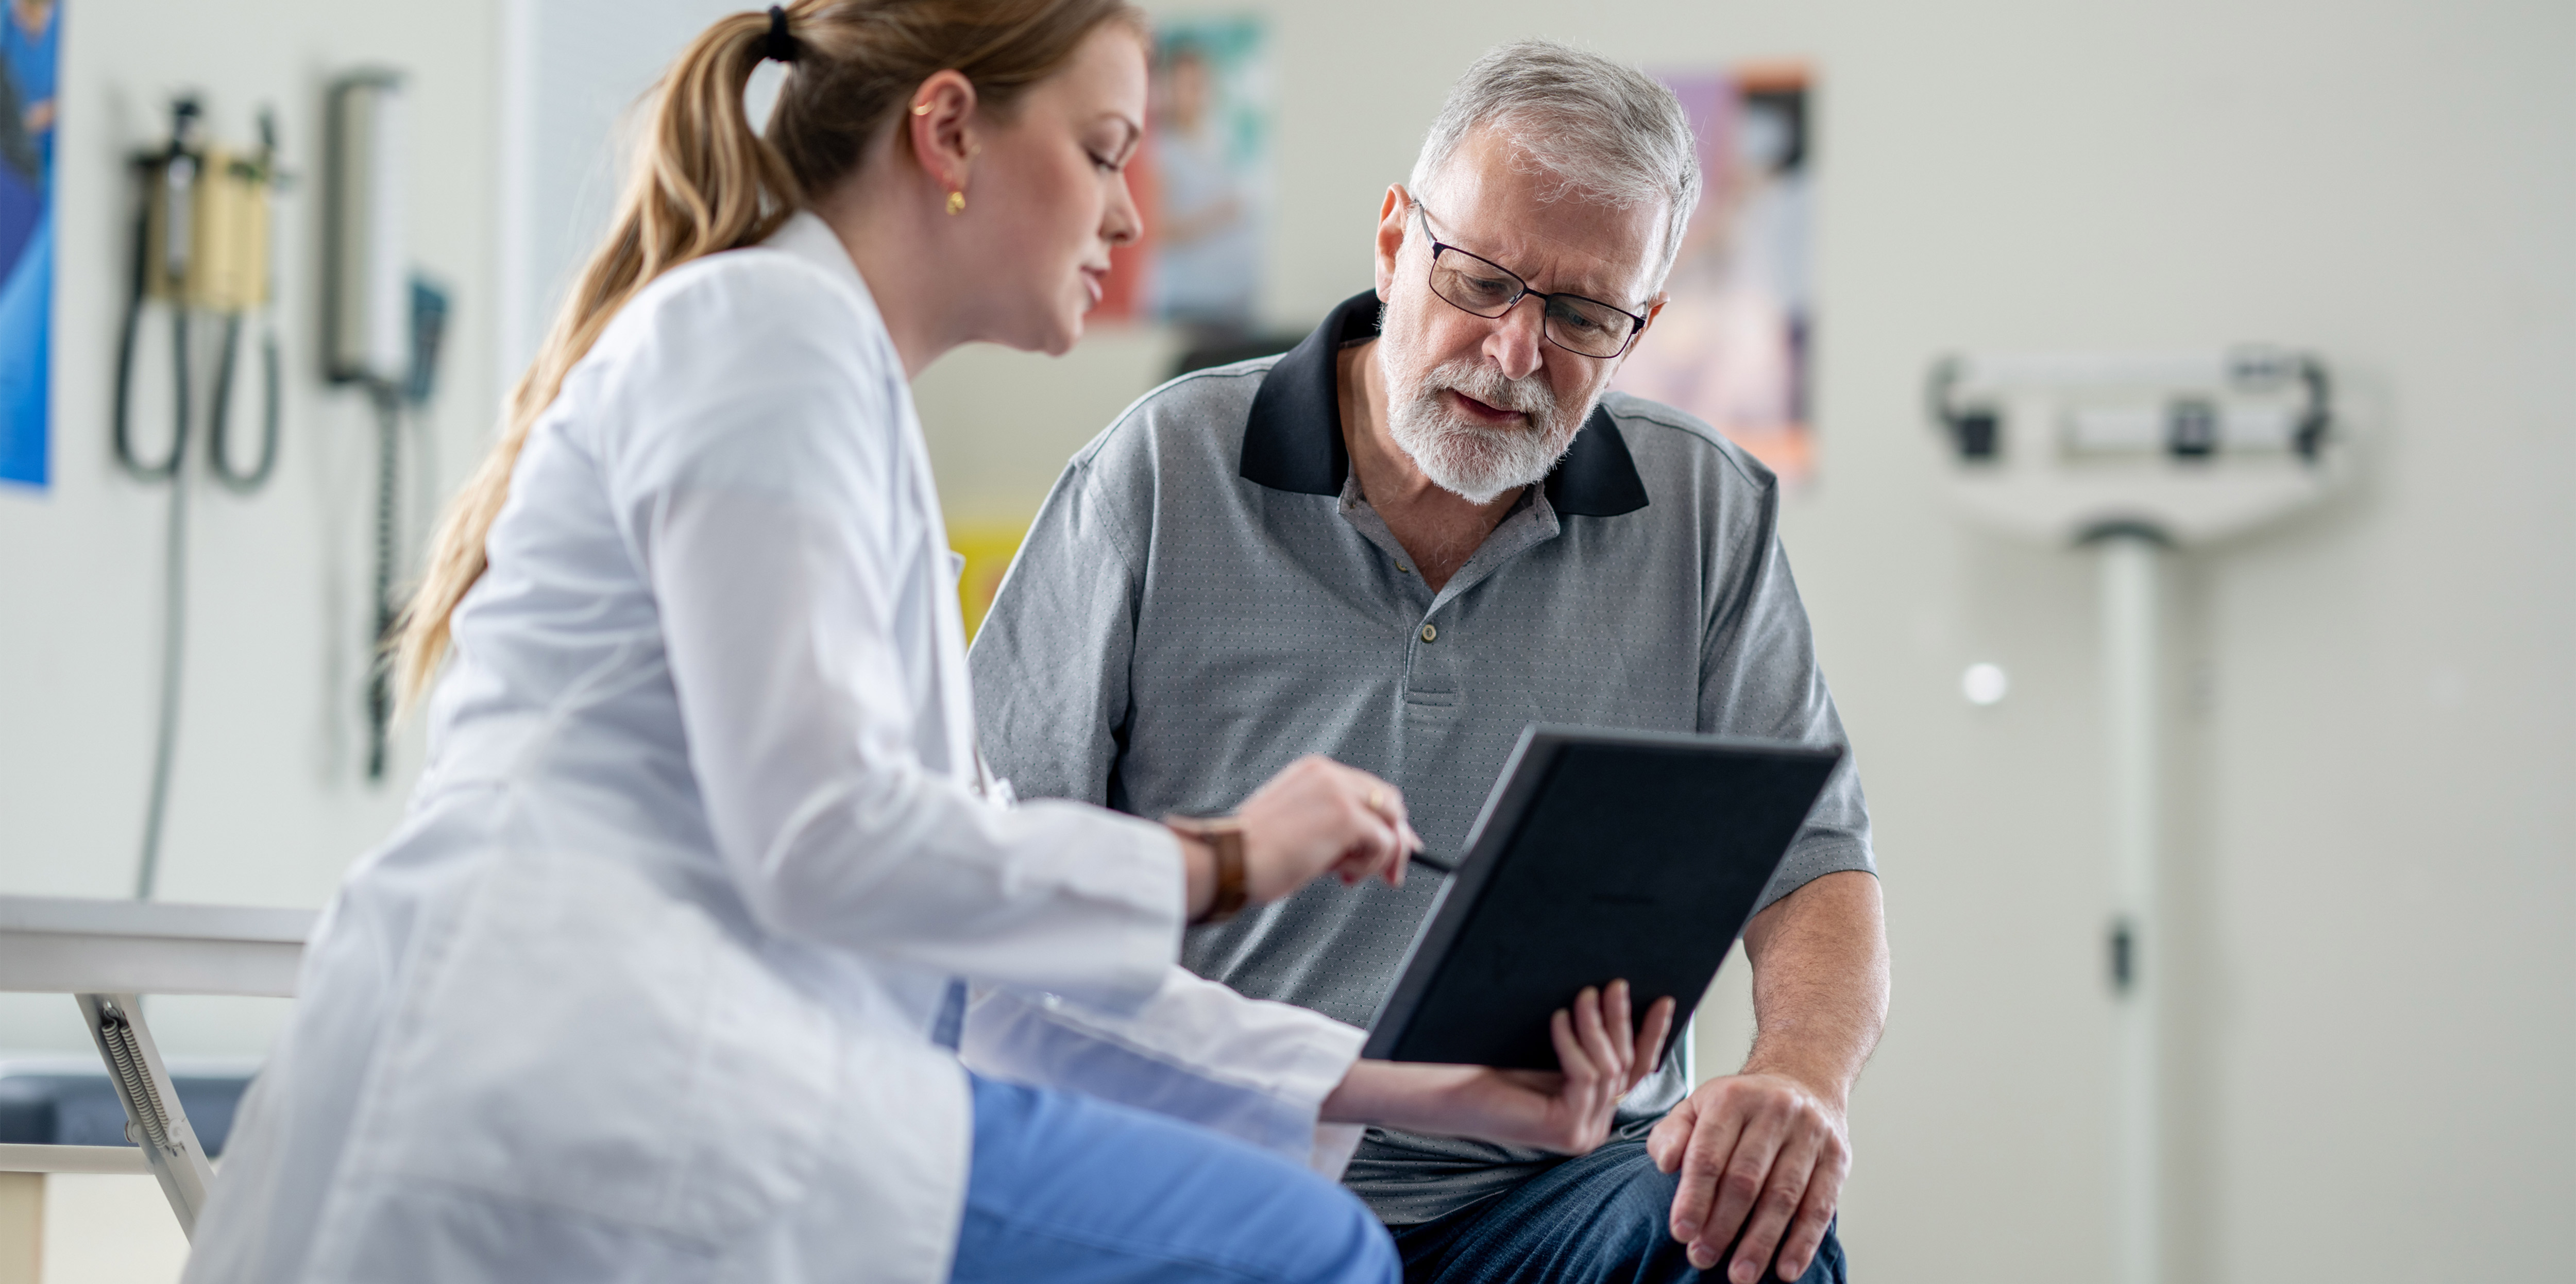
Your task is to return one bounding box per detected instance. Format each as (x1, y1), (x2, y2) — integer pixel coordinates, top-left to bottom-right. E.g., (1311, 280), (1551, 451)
(0, 0), (502, 1058)
(498, 0), (758, 381)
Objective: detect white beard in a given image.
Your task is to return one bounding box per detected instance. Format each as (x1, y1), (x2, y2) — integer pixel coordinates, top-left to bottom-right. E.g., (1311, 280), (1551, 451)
(1377, 327), (1590, 505)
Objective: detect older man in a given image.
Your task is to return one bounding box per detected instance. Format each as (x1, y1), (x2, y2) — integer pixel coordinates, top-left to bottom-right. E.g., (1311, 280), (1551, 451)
(972, 41), (1887, 1284)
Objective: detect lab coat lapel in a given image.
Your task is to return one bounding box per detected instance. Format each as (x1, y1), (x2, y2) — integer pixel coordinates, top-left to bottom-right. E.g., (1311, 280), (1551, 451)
(765, 213), (979, 788)
(905, 400), (982, 789)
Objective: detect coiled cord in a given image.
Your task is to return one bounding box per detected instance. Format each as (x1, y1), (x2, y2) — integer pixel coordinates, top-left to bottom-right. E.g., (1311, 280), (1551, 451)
(367, 389), (400, 781)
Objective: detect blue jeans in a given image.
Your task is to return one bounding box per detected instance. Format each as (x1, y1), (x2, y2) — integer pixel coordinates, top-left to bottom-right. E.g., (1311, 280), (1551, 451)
(951, 1074), (1400, 1284)
(1388, 1139), (1848, 1284)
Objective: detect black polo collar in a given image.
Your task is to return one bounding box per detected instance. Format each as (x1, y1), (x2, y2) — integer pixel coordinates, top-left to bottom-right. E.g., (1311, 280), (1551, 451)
(1238, 290), (1650, 518)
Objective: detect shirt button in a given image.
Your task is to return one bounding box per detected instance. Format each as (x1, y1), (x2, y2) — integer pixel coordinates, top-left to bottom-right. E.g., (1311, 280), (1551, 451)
(1420, 623), (1438, 643)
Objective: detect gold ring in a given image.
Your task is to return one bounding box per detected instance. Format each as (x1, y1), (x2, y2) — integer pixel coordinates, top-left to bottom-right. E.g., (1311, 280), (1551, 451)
(1367, 787), (1389, 814)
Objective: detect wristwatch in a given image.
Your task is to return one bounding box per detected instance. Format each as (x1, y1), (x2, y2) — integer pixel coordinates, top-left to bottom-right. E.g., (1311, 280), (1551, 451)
(1164, 814), (1248, 925)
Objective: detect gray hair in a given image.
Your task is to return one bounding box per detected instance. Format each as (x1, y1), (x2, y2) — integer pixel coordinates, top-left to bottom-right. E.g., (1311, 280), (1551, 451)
(1407, 40), (1703, 294)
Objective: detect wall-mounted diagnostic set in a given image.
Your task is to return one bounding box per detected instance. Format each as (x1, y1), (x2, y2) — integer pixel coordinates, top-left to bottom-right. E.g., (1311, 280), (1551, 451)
(113, 97), (289, 900)
(111, 71), (447, 903)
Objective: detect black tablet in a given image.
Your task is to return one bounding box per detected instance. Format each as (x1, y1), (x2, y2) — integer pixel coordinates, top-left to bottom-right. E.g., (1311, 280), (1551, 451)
(1362, 725), (1844, 1071)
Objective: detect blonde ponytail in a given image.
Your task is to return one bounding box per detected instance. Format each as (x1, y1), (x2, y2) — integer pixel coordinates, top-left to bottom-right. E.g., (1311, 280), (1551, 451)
(393, 9), (795, 708)
(393, 0), (1146, 710)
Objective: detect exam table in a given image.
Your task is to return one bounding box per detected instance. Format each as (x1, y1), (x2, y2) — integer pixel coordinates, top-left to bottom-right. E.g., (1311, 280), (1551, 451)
(0, 894), (312, 1247)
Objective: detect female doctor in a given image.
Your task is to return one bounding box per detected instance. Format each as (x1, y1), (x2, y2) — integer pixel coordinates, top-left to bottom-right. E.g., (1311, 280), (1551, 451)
(182, 3), (1674, 1282)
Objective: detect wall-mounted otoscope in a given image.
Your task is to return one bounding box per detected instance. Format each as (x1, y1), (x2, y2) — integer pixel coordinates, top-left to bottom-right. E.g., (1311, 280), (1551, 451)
(114, 97), (289, 901)
(115, 98), (287, 491)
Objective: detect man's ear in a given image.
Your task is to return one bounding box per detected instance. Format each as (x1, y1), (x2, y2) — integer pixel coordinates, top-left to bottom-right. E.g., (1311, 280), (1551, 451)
(1609, 295), (1669, 373)
(1371, 185), (1409, 298)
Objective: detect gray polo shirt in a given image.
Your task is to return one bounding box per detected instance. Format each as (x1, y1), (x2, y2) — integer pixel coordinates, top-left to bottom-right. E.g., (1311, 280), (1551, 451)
(970, 290), (1873, 1224)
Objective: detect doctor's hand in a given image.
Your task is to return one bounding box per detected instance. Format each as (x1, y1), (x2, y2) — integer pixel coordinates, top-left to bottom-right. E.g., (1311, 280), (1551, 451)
(1233, 756), (1420, 901)
(1321, 981), (1676, 1155)
(1647, 1071), (1850, 1283)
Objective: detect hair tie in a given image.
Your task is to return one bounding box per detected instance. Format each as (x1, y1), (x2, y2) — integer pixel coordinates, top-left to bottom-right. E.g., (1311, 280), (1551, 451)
(762, 6), (799, 63)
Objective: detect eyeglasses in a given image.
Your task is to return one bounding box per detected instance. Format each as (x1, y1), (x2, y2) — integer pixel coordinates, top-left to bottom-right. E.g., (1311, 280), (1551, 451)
(1410, 199), (1648, 360)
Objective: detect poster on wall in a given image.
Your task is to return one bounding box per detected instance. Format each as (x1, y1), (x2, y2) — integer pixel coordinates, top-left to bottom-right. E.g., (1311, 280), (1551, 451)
(0, 0), (55, 490)
(1613, 65), (1812, 484)
(1089, 14), (1270, 341)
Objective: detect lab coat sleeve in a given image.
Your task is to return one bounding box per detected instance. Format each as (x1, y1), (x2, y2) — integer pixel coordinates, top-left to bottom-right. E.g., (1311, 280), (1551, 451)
(601, 259), (1183, 1014)
(965, 454), (1368, 1175)
(959, 970), (1368, 1178)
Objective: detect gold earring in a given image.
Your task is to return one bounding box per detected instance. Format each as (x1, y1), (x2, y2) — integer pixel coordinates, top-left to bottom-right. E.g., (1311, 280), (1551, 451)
(945, 190), (965, 216)
(911, 101), (933, 116)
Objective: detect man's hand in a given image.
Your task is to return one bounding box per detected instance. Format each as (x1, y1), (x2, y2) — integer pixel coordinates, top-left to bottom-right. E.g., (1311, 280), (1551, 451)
(1647, 1072), (1848, 1282)
(1651, 870), (1887, 1282)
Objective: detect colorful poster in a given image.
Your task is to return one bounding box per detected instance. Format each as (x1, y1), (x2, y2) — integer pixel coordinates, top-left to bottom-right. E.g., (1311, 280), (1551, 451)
(1614, 65), (1812, 484)
(0, 0), (55, 490)
(1091, 15), (1269, 341)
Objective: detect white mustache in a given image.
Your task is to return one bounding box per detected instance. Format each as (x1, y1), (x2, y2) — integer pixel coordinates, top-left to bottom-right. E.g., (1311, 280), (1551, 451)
(1422, 359), (1558, 422)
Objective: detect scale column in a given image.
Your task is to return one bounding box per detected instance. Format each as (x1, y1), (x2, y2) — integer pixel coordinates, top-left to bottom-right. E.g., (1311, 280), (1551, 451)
(2097, 529), (2163, 1284)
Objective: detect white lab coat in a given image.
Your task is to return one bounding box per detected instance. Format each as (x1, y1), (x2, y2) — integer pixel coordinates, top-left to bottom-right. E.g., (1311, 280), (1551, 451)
(181, 212), (1367, 1284)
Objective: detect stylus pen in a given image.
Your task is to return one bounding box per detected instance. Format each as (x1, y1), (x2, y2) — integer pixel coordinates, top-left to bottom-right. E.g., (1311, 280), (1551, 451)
(1408, 849), (1461, 875)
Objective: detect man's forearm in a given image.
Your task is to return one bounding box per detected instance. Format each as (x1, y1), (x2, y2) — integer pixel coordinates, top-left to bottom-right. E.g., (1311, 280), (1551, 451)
(1737, 870), (1889, 1105)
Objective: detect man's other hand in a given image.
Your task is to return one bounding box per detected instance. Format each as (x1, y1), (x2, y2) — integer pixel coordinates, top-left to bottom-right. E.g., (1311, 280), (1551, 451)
(1646, 1071), (1849, 1282)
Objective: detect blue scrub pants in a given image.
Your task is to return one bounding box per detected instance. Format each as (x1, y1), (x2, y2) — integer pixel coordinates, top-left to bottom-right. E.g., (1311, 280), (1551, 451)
(951, 1074), (1399, 1284)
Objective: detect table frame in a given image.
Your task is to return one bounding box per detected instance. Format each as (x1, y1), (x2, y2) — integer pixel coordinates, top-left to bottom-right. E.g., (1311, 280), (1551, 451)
(0, 894), (312, 1239)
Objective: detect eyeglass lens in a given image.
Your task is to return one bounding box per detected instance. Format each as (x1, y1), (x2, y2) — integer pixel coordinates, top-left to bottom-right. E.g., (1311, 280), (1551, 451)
(1427, 249), (1634, 358)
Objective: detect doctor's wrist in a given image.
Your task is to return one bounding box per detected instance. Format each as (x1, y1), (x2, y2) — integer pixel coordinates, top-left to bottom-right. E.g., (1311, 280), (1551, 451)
(1164, 818), (1247, 925)
(1170, 829), (1216, 922)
